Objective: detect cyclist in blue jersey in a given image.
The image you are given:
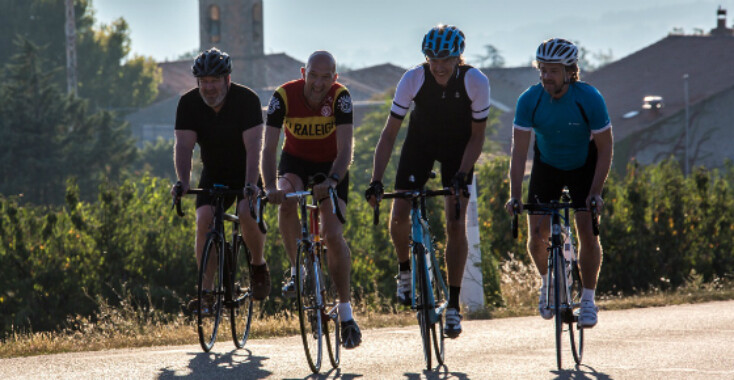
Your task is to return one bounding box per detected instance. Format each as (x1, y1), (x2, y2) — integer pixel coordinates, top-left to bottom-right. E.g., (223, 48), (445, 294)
(366, 25), (491, 338)
(504, 38), (613, 328)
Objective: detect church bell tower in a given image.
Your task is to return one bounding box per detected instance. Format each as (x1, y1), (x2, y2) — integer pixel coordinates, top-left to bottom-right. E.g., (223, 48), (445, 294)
(199, 0), (266, 89)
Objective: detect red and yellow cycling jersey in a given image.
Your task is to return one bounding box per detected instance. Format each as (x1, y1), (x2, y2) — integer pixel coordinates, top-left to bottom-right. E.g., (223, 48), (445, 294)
(266, 79), (353, 163)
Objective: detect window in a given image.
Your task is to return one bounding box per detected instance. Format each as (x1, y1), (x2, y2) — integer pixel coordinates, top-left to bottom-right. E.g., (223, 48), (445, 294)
(209, 5), (221, 43)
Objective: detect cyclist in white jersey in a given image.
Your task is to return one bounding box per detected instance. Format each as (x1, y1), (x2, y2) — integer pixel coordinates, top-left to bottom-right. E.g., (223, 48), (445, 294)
(504, 38), (613, 328)
(366, 25), (491, 338)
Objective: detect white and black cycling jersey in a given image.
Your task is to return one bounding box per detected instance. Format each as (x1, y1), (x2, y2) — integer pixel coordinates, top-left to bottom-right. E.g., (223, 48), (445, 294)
(389, 63), (490, 149)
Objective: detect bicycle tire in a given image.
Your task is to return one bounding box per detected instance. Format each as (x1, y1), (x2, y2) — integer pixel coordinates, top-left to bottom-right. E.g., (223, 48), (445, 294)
(197, 235), (224, 352)
(231, 236), (254, 349)
(296, 243), (323, 373)
(415, 243), (433, 370)
(552, 247), (564, 370)
(569, 259), (584, 364)
(430, 259), (447, 366)
(320, 245), (341, 369)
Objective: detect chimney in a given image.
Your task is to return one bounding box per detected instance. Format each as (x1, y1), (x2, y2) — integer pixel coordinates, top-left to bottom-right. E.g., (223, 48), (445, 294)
(711, 6), (733, 36)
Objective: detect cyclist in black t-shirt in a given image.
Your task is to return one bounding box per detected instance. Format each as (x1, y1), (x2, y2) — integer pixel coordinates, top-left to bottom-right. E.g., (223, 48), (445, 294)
(366, 25), (491, 338)
(171, 48), (271, 308)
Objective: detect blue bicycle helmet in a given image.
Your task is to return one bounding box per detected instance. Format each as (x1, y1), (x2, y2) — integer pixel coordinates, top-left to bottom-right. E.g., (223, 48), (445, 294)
(422, 25), (465, 59)
(192, 47), (232, 77)
(535, 38), (578, 66)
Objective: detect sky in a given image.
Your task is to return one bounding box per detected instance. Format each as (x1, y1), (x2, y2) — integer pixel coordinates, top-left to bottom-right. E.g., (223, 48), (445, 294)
(93, 0), (734, 69)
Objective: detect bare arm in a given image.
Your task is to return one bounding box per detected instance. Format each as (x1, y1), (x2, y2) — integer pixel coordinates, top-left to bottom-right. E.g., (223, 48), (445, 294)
(174, 130), (197, 189)
(261, 126), (281, 192)
(589, 128), (614, 208)
(242, 124), (264, 187)
(370, 115), (403, 183)
(458, 120), (487, 173)
(329, 123), (354, 179)
(507, 128), (531, 212)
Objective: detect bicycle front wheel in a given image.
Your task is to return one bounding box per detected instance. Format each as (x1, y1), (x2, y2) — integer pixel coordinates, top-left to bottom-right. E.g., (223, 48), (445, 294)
(296, 243), (323, 373)
(415, 244), (434, 370)
(430, 256), (447, 366)
(552, 247), (564, 370)
(320, 245), (341, 369)
(197, 235), (224, 352)
(569, 259), (584, 364)
(231, 236), (254, 349)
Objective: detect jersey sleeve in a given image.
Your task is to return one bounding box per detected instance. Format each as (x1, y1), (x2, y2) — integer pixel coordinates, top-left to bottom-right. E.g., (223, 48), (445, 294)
(240, 90), (264, 132)
(174, 93), (198, 132)
(389, 65), (425, 120)
(265, 89), (286, 128)
(586, 87), (612, 134)
(334, 88), (353, 126)
(465, 68), (491, 122)
(512, 87), (537, 131)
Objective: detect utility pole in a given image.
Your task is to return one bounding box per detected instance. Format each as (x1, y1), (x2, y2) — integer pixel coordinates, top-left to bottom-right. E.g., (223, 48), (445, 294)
(65, 0), (78, 95)
(683, 74), (690, 176)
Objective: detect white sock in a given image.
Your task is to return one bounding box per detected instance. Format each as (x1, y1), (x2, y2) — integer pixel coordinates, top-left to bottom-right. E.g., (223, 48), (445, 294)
(338, 302), (353, 322)
(582, 288), (595, 302)
(290, 266), (297, 277)
(541, 273), (549, 288)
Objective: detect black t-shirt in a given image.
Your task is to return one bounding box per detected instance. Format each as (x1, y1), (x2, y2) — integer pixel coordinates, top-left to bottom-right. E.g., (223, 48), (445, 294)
(175, 83), (263, 182)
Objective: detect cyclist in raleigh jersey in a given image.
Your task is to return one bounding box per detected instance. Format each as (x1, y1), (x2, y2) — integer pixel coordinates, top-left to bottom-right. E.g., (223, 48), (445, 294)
(504, 38), (613, 328)
(262, 51), (361, 349)
(171, 48), (271, 309)
(366, 25), (491, 338)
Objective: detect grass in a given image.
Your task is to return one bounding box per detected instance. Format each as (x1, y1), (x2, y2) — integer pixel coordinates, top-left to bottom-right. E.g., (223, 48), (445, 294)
(3, 261), (734, 359)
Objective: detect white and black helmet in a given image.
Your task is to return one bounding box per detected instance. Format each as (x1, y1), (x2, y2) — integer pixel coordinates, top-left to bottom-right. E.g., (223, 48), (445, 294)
(535, 38), (578, 66)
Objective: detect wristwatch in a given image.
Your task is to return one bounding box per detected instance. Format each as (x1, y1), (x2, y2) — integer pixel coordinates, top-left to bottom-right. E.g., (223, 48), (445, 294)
(329, 173), (340, 184)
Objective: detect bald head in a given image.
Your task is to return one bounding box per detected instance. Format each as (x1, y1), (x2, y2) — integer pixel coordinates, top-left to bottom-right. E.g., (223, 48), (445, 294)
(306, 50), (336, 74)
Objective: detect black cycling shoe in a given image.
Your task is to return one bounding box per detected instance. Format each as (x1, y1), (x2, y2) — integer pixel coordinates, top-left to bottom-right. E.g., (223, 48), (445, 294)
(340, 319), (362, 349)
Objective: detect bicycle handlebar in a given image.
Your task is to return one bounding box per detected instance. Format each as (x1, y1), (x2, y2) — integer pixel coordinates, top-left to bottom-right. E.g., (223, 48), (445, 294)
(284, 186), (346, 224)
(172, 182), (268, 233)
(373, 188), (454, 225)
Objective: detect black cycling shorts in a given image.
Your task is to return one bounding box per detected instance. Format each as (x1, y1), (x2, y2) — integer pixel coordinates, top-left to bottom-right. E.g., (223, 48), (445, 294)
(395, 139), (473, 190)
(195, 170), (243, 210)
(278, 151), (349, 204)
(527, 141), (597, 209)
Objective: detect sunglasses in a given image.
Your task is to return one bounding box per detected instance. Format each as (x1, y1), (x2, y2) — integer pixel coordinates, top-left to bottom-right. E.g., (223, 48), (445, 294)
(424, 49), (453, 59)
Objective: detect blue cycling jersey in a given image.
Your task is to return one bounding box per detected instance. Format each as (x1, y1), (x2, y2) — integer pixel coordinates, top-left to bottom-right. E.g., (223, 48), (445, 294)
(513, 82), (611, 170)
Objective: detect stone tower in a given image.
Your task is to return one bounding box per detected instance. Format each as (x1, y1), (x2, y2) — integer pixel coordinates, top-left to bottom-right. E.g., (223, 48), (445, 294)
(199, 0), (265, 89)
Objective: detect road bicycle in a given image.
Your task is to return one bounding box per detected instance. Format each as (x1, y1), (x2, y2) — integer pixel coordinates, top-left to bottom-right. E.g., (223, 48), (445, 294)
(284, 178), (346, 373)
(373, 174), (457, 370)
(173, 182), (267, 352)
(511, 189), (599, 369)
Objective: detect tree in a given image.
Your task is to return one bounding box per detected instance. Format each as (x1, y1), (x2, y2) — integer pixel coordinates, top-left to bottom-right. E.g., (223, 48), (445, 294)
(0, 0), (161, 113)
(575, 41), (614, 72)
(0, 38), (137, 204)
(475, 44), (505, 69)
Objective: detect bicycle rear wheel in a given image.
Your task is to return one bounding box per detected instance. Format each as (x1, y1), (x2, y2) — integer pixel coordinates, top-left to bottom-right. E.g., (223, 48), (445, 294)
(415, 244), (434, 370)
(551, 247), (564, 370)
(569, 259), (584, 365)
(296, 243), (323, 373)
(231, 236), (254, 349)
(320, 245), (341, 369)
(197, 235), (224, 352)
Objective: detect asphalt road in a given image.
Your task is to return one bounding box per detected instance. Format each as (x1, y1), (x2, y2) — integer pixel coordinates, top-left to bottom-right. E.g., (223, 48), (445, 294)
(2, 300), (734, 379)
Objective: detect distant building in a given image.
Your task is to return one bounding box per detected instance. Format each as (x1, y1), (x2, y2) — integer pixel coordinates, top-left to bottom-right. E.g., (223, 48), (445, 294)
(127, 0), (404, 144)
(492, 7), (734, 171)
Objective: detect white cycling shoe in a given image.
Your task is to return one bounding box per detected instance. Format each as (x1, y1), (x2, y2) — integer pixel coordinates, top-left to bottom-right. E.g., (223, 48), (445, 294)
(578, 299), (599, 328)
(538, 286), (554, 320)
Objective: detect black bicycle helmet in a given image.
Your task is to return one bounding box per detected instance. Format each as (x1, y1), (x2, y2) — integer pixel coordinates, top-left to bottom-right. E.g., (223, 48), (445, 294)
(422, 25), (465, 59)
(192, 47), (232, 77)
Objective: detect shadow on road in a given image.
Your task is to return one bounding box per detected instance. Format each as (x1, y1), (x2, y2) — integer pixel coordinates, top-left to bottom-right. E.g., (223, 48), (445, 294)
(157, 349), (272, 379)
(281, 366), (364, 380)
(404, 364), (469, 379)
(552, 364), (611, 380)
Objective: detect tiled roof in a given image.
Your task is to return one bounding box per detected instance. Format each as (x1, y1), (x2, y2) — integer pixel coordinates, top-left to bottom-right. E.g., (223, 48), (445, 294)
(585, 34), (734, 142)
